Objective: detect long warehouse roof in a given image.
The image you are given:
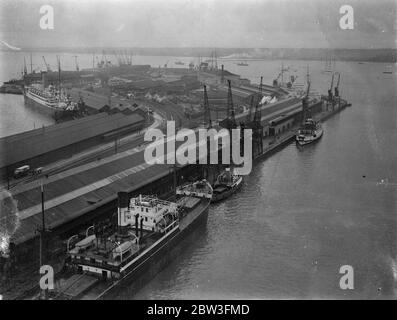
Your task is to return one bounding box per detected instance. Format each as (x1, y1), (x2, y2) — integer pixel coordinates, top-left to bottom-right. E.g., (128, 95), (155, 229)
(0, 112), (144, 168)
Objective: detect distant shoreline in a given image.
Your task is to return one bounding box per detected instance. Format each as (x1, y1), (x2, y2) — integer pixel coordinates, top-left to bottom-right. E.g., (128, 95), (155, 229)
(1, 47), (396, 63)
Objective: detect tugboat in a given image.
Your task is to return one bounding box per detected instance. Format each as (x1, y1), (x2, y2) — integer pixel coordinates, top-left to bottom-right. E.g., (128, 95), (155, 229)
(296, 118), (323, 146)
(295, 71), (323, 146)
(54, 180), (213, 299)
(211, 168), (243, 203)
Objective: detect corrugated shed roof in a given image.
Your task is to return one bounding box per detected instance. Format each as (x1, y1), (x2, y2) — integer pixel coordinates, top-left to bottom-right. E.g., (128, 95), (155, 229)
(0, 113), (144, 168)
(7, 135), (197, 245)
(11, 164), (170, 245)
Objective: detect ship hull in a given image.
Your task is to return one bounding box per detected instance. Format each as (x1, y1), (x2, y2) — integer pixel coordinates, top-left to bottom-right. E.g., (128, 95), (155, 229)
(23, 91), (59, 117)
(78, 199), (211, 300)
(211, 178), (243, 203)
(296, 129), (323, 146)
(0, 84), (23, 94)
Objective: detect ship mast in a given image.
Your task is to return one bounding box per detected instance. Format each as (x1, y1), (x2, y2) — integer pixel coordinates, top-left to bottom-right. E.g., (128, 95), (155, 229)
(302, 66), (311, 123)
(56, 55), (61, 94)
(23, 57), (27, 76)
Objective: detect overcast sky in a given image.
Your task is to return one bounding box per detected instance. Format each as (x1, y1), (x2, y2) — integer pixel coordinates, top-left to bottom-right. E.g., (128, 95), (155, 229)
(0, 0), (395, 49)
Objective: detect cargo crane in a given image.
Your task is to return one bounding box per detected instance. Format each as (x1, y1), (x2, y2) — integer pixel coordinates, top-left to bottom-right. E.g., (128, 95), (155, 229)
(102, 51), (108, 68)
(23, 57), (27, 76)
(259, 76), (263, 96)
(202, 85), (213, 178)
(96, 56), (103, 69)
(118, 50), (125, 65)
(302, 77), (311, 123)
(244, 80), (264, 157)
(333, 72), (341, 108)
(219, 81), (238, 161)
(214, 50), (218, 70)
(251, 97), (263, 156)
(258, 76), (264, 104)
(120, 50), (129, 65)
(334, 72), (340, 98)
(224, 80), (237, 130)
(203, 85), (212, 128)
(328, 72), (335, 102)
(42, 56), (51, 72)
(73, 55), (79, 71)
(126, 50), (133, 65)
(247, 95), (255, 123)
(99, 50), (111, 68)
(30, 52), (33, 74)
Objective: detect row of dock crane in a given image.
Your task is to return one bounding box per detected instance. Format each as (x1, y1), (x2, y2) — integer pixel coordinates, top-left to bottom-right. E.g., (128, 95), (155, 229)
(201, 68), (341, 157)
(328, 71), (341, 102)
(201, 78), (265, 157)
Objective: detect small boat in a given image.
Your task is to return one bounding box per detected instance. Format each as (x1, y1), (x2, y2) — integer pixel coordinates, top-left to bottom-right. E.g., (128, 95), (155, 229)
(237, 61), (249, 66)
(175, 61), (185, 65)
(296, 118), (323, 146)
(211, 168), (243, 203)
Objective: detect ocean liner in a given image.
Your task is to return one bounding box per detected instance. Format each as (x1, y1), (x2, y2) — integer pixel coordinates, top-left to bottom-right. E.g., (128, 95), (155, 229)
(23, 84), (76, 117)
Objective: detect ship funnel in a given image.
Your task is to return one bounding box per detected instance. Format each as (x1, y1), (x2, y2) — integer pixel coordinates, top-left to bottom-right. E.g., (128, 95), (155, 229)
(117, 192), (129, 227)
(41, 71), (48, 89)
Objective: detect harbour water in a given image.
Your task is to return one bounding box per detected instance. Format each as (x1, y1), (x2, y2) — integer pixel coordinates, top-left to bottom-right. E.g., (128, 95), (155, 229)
(1, 52), (396, 299)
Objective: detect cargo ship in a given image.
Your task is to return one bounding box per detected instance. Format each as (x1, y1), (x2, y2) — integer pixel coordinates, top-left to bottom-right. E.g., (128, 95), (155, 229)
(54, 180), (213, 299)
(212, 168), (243, 203)
(23, 84), (77, 117)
